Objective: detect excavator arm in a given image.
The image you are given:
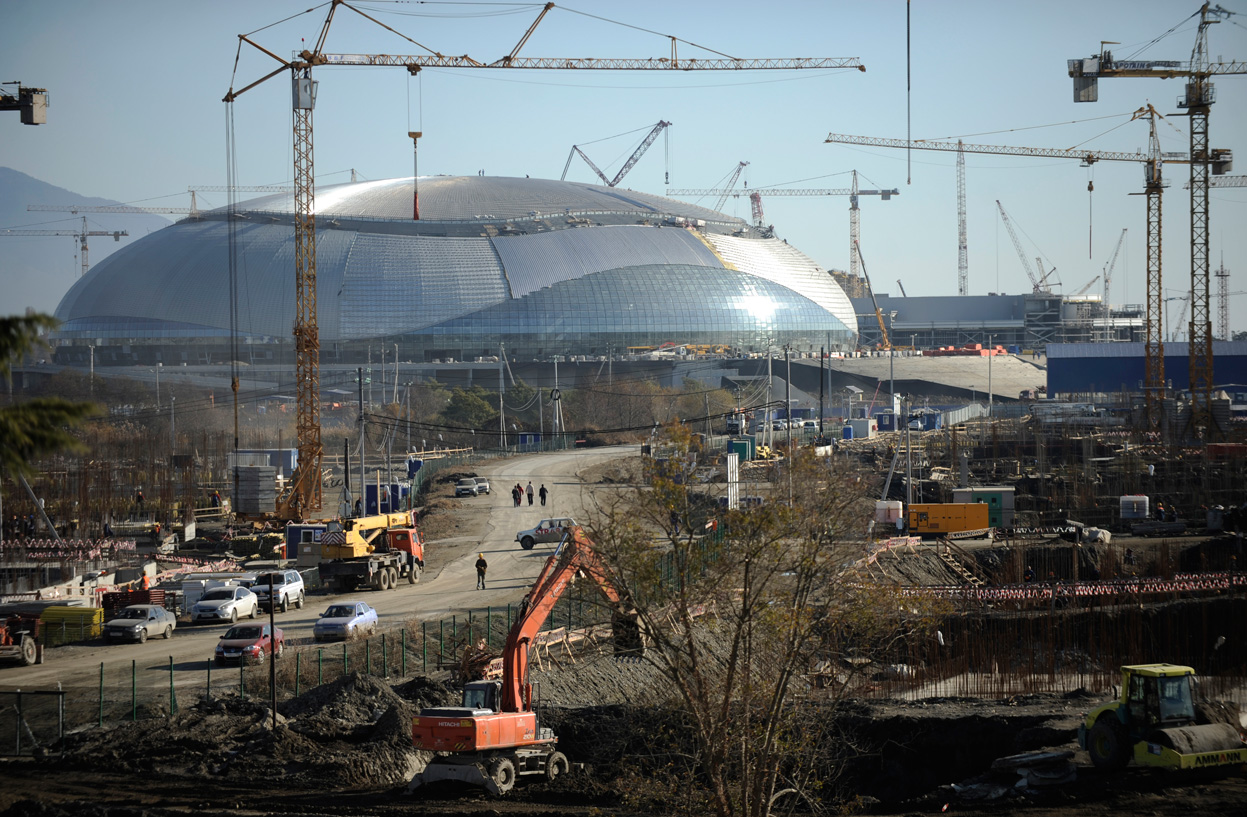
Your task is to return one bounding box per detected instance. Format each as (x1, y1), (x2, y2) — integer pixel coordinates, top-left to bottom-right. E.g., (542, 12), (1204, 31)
(501, 526), (635, 712)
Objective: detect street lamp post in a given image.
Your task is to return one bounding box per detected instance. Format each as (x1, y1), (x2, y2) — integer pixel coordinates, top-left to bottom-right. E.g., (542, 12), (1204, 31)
(889, 311), (897, 415)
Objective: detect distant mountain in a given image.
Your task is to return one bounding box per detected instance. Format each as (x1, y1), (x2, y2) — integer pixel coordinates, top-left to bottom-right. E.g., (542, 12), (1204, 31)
(0, 167), (173, 315)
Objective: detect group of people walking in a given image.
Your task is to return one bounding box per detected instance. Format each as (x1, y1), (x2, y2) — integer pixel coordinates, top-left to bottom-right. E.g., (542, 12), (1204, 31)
(511, 481), (548, 507)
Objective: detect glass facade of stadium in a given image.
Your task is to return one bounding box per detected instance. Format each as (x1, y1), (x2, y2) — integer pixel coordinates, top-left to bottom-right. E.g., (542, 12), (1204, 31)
(51, 177), (858, 366)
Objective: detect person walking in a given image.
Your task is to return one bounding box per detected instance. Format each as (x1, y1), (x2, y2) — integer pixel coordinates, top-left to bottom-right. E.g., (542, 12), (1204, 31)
(475, 552), (488, 589)
(512, 485), (521, 507)
(526, 481), (534, 506)
(539, 484), (548, 506)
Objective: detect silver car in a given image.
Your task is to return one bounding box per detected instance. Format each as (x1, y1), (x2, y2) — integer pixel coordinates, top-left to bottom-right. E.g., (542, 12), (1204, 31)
(102, 604), (177, 643)
(313, 600), (378, 642)
(191, 585), (259, 624)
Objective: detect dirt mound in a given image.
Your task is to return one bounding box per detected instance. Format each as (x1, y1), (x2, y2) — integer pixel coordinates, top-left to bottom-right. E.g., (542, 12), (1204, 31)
(281, 671), (406, 722)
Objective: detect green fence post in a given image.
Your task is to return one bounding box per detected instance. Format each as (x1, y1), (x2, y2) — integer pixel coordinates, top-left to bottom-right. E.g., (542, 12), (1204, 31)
(131, 660), (137, 722)
(439, 620), (444, 668)
(486, 606), (492, 648)
(452, 615), (457, 653)
(343, 642), (348, 676)
(169, 655), (177, 716)
(318, 648), (324, 686)
(240, 659), (245, 699)
(206, 659), (212, 701)
(62, 620), (67, 646)
(382, 633), (387, 677)
(507, 603), (512, 632)
(422, 622), (427, 674)
(467, 610), (473, 647)
(365, 637), (371, 676)
(98, 662), (104, 728)
(16, 693), (22, 755)
(401, 629), (407, 677)
(295, 652), (301, 698)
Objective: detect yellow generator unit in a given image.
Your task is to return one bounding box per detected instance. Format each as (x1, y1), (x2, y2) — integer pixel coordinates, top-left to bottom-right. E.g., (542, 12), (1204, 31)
(906, 503), (990, 536)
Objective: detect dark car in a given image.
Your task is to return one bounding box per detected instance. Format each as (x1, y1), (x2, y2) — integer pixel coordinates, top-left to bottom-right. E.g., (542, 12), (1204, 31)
(214, 622), (284, 665)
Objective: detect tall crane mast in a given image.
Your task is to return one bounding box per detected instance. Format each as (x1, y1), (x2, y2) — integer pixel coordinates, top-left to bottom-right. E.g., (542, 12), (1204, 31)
(956, 141), (968, 296)
(996, 201), (1048, 293)
(0, 217), (128, 278)
(225, 0), (865, 521)
(1215, 259), (1230, 341)
(827, 105), (1212, 427)
(854, 240), (889, 349)
(560, 120), (671, 188)
(1068, 2), (1244, 434)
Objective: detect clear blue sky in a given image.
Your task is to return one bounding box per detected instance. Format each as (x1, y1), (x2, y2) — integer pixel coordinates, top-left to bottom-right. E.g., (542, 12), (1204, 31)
(3, 1), (1245, 334)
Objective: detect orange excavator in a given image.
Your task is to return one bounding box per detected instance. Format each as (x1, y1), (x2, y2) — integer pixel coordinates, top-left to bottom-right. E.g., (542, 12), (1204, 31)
(411, 527), (641, 794)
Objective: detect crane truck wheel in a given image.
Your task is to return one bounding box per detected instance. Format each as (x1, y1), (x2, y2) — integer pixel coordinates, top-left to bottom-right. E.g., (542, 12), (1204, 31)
(19, 635), (36, 666)
(520, 536), (535, 550)
(378, 569), (392, 591)
(1087, 719), (1131, 770)
(407, 565), (419, 584)
(545, 751), (569, 782)
(387, 567), (399, 589)
(488, 757), (516, 794)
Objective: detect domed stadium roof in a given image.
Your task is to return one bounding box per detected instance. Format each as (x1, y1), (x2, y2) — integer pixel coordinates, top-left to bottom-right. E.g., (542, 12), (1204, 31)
(53, 176), (857, 359)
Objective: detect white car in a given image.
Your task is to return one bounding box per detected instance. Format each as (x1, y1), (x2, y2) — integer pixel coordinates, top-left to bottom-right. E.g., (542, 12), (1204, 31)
(250, 569), (306, 613)
(516, 518), (577, 550)
(191, 585), (260, 624)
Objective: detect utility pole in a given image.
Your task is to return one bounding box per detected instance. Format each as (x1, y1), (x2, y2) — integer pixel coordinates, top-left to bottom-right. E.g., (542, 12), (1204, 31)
(766, 346), (773, 449)
(784, 345), (792, 449)
(357, 367), (365, 515)
(988, 335), (994, 418)
(499, 344), (506, 449)
(170, 396), (175, 449)
(818, 345), (825, 433)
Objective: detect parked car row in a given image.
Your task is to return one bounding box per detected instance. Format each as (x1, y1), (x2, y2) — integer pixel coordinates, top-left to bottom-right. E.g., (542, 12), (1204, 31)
(455, 476), (492, 497)
(99, 597), (382, 664)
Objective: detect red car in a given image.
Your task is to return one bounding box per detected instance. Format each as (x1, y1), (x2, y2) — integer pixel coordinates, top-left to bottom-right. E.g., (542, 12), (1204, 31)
(213, 622), (284, 665)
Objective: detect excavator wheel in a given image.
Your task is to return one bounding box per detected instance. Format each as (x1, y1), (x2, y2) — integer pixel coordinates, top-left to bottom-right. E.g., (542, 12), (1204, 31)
(1087, 719), (1131, 770)
(488, 756), (516, 794)
(545, 751), (569, 782)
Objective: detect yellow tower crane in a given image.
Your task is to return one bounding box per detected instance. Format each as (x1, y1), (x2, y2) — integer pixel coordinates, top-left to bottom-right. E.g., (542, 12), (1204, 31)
(223, 0), (865, 521)
(1068, 2), (1244, 435)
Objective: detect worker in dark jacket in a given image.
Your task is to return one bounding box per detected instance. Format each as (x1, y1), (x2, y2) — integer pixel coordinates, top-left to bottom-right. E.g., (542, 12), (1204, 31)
(475, 553), (488, 590)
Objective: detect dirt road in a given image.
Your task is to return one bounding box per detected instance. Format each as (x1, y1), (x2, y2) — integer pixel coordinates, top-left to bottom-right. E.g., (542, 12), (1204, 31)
(0, 445), (634, 692)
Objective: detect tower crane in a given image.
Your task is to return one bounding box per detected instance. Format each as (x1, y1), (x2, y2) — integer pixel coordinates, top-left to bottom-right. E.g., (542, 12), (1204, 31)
(0, 82), (46, 124)
(827, 104), (1228, 427)
(0, 217), (127, 278)
(29, 203), (197, 219)
(1215, 258), (1229, 341)
(996, 200), (1051, 293)
(560, 120), (671, 188)
(224, 0), (865, 521)
(665, 175), (898, 294)
(1068, 2), (1245, 433)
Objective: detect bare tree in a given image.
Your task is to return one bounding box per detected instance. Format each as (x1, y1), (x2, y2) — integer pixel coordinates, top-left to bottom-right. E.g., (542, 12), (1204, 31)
(586, 427), (943, 816)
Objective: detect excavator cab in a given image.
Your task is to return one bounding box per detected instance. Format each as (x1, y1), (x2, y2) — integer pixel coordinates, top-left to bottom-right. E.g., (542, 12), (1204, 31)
(462, 680), (502, 713)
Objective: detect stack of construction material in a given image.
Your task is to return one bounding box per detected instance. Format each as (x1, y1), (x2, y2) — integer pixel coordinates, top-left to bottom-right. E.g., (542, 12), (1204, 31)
(40, 605), (103, 646)
(235, 466), (277, 514)
(100, 589), (166, 619)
